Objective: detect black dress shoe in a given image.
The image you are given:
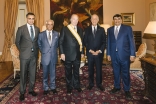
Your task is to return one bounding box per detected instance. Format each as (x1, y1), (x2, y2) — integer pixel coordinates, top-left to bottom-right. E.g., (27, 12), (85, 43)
(29, 91), (37, 96)
(125, 91), (132, 99)
(75, 88), (82, 92)
(43, 90), (48, 95)
(98, 85), (105, 91)
(51, 89), (57, 94)
(67, 89), (72, 94)
(110, 87), (120, 94)
(19, 94), (25, 101)
(87, 85), (93, 90)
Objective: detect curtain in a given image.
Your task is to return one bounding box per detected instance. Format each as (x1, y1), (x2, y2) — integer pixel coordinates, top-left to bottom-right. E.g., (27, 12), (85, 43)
(25, 0), (44, 30)
(0, 0), (18, 62)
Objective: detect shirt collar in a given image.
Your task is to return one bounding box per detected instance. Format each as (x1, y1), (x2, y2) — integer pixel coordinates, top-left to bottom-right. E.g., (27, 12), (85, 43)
(46, 30), (52, 33)
(70, 24), (77, 28)
(115, 25), (121, 29)
(27, 23), (34, 27)
(92, 25), (97, 28)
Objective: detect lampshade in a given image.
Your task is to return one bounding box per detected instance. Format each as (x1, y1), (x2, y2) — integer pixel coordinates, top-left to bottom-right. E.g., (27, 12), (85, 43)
(143, 21), (156, 39)
(100, 24), (110, 33)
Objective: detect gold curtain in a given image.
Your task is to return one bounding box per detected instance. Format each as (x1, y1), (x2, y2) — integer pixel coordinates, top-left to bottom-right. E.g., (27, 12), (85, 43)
(25, 0), (44, 30)
(0, 0), (18, 62)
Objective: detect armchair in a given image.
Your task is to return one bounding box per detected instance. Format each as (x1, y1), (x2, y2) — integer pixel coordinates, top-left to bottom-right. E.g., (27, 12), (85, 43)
(10, 44), (20, 78)
(130, 43), (147, 70)
(37, 52), (41, 71)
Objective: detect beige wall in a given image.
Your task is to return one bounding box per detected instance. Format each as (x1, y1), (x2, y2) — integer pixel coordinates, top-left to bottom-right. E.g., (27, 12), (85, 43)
(0, 0), (155, 53)
(0, 0), (5, 54)
(103, 0), (146, 31)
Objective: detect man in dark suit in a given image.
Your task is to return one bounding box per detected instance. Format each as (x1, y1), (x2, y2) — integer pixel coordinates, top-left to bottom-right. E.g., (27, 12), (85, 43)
(59, 14), (84, 94)
(15, 12), (40, 101)
(107, 14), (136, 99)
(38, 19), (59, 95)
(83, 14), (106, 91)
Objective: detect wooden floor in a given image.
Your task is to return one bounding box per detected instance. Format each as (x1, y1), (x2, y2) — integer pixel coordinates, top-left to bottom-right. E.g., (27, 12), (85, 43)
(0, 61), (13, 83)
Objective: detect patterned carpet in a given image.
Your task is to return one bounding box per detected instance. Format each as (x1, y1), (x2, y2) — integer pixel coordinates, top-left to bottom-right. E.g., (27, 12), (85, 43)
(0, 65), (154, 104)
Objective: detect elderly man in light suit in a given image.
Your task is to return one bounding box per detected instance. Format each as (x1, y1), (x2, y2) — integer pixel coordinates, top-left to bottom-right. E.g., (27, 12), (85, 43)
(15, 12), (40, 101)
(38, 19), (59, 95)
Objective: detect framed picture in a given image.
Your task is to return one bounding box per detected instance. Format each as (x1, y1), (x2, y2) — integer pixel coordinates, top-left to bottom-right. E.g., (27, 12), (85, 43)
(50, 0), (103, 32)
(121, 13), (135, 26)
(150, 2), (156, 21)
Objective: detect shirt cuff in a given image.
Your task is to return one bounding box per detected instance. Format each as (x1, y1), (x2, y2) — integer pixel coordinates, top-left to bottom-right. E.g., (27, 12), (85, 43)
(99, 50), (102, 53)
(89, 49), (91, 53)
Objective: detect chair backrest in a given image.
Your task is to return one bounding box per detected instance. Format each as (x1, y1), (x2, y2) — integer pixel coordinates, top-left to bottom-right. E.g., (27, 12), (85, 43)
(136, 43), (147, 58)
(10, 44), (20, 69)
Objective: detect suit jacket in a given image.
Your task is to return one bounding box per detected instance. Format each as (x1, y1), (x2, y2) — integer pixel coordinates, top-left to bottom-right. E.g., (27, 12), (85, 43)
(59, 26), (84, 61)
(38, 30), (59, 65)
(107, 24), (136, 61)
(15, 24), (40, 59)
(83, 25), (106, 56)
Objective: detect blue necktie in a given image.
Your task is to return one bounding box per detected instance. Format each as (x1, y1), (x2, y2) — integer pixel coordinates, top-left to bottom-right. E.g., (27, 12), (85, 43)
(30, 26), (34, 40)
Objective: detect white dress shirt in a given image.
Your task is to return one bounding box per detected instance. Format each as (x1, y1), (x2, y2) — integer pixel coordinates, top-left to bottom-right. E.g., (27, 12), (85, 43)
(27, 23), (35, 37)
(114, 25), (121, 34)
(92, 25), (97, 34)
(46, 30), (52, 42)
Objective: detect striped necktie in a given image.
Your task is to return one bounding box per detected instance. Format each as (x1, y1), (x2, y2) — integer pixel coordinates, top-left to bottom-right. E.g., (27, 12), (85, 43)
(48, 32), (51, 45)
(114, 26), (118, 39)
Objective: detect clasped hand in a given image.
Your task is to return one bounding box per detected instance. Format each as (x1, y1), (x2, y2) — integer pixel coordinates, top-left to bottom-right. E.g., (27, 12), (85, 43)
(90, 50), (100, 55)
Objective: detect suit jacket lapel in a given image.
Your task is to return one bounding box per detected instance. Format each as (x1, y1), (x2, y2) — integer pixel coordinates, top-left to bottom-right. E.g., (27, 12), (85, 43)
(117, 25), (123, 40)
(76, 27), (81, 37)
(51, 31), (56, 46)
(95, 26), (100, 37)
(34, 26), (38, 40)
(25, 25), (32, 41)
(44, 31), (51, 46)
(89, 26), (94, 38)
(113, 26), (116, 39)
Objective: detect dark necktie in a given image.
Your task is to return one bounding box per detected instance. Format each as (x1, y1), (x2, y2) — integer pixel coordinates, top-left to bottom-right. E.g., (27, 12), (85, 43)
(48, 32), (51, 45)
(30, 26), (34, 41)
(114, 26), (118, 39)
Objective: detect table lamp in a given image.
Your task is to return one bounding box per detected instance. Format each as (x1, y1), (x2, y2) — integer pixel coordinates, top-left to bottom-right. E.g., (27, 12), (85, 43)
(143, 21), (156, 59)
(100, 24), (110, 60)
(100, 24), (110, 34)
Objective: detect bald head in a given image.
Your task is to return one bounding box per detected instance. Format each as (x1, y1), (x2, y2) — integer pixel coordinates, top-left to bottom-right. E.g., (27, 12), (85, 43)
(91, 14), (99, 26)
(70, 14), (79, 26)
(46, 19), (54, 25)
(46, 19), (54, 31)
